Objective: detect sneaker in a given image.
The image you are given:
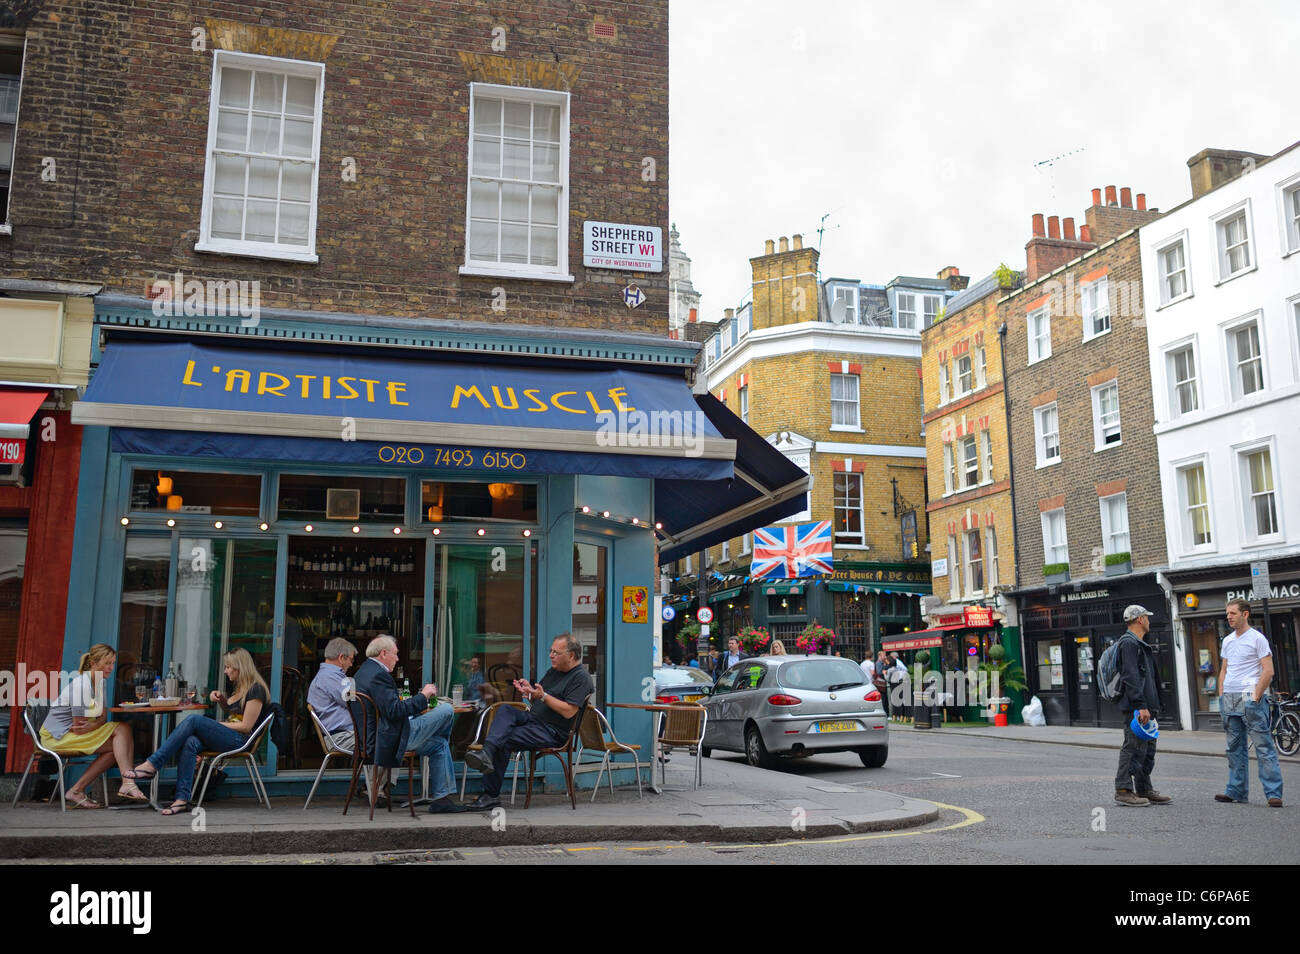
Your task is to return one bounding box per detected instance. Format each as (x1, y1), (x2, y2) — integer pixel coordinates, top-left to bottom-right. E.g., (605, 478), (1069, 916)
(1138, 789), (1172, 804)
(1268, 797), (1283, 808)
(1115, 790), (1150, 807)
(462, 793), (500, 811)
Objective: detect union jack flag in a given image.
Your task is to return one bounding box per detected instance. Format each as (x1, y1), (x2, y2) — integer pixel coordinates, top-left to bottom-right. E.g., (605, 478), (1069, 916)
(751, 521), (834, 579)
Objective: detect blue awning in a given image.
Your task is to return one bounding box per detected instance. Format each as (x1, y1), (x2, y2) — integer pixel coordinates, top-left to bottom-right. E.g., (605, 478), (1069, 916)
(656, 394), (809, 562)
(73, 340), (735, 481)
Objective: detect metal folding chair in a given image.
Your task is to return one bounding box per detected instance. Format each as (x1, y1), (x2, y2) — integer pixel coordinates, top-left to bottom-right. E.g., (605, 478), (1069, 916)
(193, 710), (275, 809)
(459, 701), (526, 804)
(578, 706), (643, 802)
(10, 703), (111, 811)
(524, 695), (591, 810)
(660, 704), (707, 791)
(303, 703), (354, 810)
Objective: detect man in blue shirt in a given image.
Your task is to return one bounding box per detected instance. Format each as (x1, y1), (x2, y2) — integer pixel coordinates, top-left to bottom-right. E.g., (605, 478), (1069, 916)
(307, 638), (357, 750)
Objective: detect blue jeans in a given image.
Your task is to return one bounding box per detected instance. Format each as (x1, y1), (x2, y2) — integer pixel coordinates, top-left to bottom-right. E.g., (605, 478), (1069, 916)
(147, 716), (248, 803)
(405, 701), (455, 800)
(1221, 693), (1283, 802)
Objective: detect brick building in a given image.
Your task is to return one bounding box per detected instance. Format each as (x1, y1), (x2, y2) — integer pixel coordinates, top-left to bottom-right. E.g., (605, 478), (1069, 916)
(1, 2), (807, 793)
(666, 235), (953, 662)
(998, 187), (1175, 727)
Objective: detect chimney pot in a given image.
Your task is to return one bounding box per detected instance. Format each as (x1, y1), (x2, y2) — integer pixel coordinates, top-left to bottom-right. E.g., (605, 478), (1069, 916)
(1105, 185), (1118, 206)
(1047, 216), (1061, 239)
(1091, 188), (1102, 207)
(1136, 193), (1147, 212)
(778, 236), (789, 253)
(764, 239), (775, 255)
(688, 307), (697, 323)
(1079, 224), (1092, 243)
(792, 233), (803, 250)
(1031, 213), (1046, 238)
(1063, 217), (1076, 241)
(1120, 187), (1133, 209)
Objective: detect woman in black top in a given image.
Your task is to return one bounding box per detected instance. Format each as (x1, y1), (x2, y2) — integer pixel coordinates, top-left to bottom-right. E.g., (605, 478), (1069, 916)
(125, 648), (269, 815)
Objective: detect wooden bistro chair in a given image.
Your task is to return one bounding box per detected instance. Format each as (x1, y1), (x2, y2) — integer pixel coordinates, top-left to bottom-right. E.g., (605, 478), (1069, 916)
(342, 690), (417, 820)
(460, 701), (527, 804)
(193, 709), (276, 809)
(659, 703), (707, 791)
(10, 703), (110, 811)
(523, 695), (591, 810)
(578, 706), (643, 802)
(304, 703), (354, 810)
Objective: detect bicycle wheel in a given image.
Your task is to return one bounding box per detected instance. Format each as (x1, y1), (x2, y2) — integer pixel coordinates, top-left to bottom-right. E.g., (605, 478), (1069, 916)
(1275, 711), (1300, 757)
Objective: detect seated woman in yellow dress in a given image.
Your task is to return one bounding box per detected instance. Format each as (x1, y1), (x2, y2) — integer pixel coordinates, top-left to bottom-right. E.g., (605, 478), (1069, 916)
(40, 643), (147, 808)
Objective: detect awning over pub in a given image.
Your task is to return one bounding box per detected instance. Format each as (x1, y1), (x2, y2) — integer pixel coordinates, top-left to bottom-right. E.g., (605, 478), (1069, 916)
(707, 585), (745, 603)
(72, 340), (736, 482)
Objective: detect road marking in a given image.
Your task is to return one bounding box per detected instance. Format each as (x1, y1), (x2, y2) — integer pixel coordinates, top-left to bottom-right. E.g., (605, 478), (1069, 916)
(566, 846), (608, 852)
(712, 802), (984, 850)
(907, 772), (964, 779)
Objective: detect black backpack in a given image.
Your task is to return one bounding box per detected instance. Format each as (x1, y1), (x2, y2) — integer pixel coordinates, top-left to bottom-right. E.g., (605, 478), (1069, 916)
(1098, 634), (1137, 702)
(267, 701), (292, 754)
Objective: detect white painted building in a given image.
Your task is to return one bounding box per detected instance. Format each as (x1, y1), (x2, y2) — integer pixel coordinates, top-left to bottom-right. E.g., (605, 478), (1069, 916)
(1140, 141), (1300, 729)
(666, 223), (702, 340)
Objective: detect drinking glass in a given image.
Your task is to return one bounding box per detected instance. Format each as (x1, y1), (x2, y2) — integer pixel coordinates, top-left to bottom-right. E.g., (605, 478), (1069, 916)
(451, 684), (464, 706)
(184, 687), (197, 705)
(134, 685), (147, 704)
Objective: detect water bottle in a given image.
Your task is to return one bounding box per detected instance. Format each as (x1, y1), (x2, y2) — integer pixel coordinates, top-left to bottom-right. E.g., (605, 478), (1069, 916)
(152, 676), (163, 700)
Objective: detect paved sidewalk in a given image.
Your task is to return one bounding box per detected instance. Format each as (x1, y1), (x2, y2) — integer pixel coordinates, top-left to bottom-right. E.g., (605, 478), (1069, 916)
(916, 722), (1299, 761)
(0, 755), (938, 860)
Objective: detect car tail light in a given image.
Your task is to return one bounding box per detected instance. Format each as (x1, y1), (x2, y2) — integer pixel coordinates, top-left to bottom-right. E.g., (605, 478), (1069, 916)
(864, 690), (881, 702)
(656, 694), (681, 704)
(767, 693), (802, 706)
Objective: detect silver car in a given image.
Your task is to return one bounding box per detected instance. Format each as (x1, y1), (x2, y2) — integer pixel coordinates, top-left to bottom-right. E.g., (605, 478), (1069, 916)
(701, 655), (888, 768)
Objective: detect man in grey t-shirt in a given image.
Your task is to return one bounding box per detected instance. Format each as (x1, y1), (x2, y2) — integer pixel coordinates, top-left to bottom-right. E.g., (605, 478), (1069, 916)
(462, 632), (591, 810)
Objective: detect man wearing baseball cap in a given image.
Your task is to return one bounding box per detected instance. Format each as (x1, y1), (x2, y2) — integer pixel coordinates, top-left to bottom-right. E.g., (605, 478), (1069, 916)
(1113, 605), (1170, 807)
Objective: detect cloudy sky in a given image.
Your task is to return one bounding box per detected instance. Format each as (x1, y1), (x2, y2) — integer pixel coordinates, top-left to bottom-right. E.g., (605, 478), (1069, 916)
(668, 0), (1294, 318)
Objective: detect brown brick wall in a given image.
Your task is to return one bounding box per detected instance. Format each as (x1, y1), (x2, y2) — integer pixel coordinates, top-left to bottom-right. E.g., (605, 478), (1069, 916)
(2, 1), (670, 334)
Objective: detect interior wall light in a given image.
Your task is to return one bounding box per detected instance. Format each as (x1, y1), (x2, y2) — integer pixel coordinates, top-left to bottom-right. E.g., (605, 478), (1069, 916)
(155, 473), (173, 496)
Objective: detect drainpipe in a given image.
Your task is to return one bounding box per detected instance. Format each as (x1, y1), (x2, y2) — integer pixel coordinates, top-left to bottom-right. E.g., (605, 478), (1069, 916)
(997, 322), (1021, 591)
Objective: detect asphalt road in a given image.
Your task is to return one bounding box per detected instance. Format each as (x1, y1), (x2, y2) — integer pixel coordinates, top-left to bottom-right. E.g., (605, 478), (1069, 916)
(23, 731), (1297, 865)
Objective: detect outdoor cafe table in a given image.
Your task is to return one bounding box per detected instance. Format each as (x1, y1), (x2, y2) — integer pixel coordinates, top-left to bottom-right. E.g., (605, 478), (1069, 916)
(606, 702), (705, 794)
(109, 703), (208, 810)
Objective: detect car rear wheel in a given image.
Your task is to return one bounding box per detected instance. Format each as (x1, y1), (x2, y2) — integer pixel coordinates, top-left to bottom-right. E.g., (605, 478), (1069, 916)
(744, 725), (774, 769)
(858, 747), (888, 768)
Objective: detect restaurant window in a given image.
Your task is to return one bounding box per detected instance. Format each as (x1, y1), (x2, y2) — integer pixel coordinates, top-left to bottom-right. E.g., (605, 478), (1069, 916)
(278, 473), (404, 523)
(114, 536), (172, 752)
(767, 593), (806, 617)
(439, 542), (530, 707)
(131, 469), (262, 517)
(421, 480), (538, 524)
(572, 542), (606, 707)
(0, 35), (24, 227)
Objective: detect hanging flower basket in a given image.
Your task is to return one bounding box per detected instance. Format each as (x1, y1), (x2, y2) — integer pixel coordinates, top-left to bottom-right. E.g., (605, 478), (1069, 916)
(796, 620), (836, 655)
(736, 626), (771, 655)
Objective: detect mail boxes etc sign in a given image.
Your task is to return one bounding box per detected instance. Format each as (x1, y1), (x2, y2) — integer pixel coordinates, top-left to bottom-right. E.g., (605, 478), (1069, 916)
(582, 221), (663, 272)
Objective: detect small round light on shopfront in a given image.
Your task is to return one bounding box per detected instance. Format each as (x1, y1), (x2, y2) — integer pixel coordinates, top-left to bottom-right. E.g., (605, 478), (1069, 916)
(655, 522), (662, 531)
(120, 517), (130, 526)
(522, 529), (532, 537)
(581, 505), (591, 514)
(476, 528), (486, 536)
(213, 521), (223, 529)
(631, 517), (640, 525)
(352, 525), (360, 533)
(304, 524), (314, 532)
(392, 527), (402, 535)
(431, 528), (441, 535)
(166, 519), (176, 527)
(601, 510), (610, 518)
(259, 523), (269, 531)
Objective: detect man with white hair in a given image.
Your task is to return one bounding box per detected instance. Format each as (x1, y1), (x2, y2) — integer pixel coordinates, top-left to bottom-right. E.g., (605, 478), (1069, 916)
(352, 634), (464, 814)
(308, 637), (358, 751)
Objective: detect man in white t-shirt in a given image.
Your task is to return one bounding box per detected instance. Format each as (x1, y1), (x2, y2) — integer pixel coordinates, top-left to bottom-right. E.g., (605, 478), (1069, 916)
(1215, 599), (1283, 807)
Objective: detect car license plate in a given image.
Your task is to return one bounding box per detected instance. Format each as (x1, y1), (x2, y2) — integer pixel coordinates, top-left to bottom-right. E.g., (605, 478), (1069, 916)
(684, 695), (703, 703)
(812, 721), (860, 733)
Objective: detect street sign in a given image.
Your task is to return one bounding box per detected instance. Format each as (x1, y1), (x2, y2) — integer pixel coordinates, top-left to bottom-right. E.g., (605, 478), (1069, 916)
(583, 221), (663, 272)
(696, 606), (714, 624)
(700, 623), (710, 637)
(622, 283), (646, 308)
(661, 605), (676, 622)
(1251, 561), (1271, 600)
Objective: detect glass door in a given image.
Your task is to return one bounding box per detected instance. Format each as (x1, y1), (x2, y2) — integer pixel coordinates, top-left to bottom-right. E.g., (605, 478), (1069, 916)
(572, 540), (607, 709)
(1073, 634), (1098, 725)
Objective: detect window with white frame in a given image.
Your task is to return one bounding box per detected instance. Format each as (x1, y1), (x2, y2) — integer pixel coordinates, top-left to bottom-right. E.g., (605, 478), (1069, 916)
(938, 362), (950, 404)
(942, 443), (955, 495)
(721, 540), (730, 563)
(834, 471), (864, 544)
(1285, 182), (1300, 254)
(965, 529), (984, 594)
(1158, 237), (1189, 304)
(832, 285), (858, 323)
(465, 84), (569, 278)
(1166, 344), (1199, 417)
(198, 51), (325, 260)
(739, 385), (749, 424)
(1081, 278), (1111, 340)
(0, 35), (26, 228)
(960, 435), (979, 489)
(1091, 381), (1121, 449)
(1177, 461), (1213, 549)
(683, 554), (693, 575)
(1034, 403), (1060, 466)
(896, 293), (917, 329)
(1099, 493), (1130, 556)
(985, 527), (999, 589)
(980, 429), (993, 483)
(975, 346), (987, 388)
(1041, 509), (1068, 566)
(1226, 318), (1265, 399)
(1240, 446), (1279, 540)
(741, 532), (751, 555)
(831, 373), (860, 428)
(1216, 207), (1252, 279)
(955, 353), (973, 396)
(1028, 306), (1051, 363)
(923, 295), (943, 328)
(947, 535), (961, 600)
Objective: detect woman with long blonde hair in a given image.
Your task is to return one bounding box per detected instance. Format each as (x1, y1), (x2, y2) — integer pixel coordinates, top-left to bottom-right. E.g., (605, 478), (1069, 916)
(39, 643), (146, 807)
(128, 648), (269, 815)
